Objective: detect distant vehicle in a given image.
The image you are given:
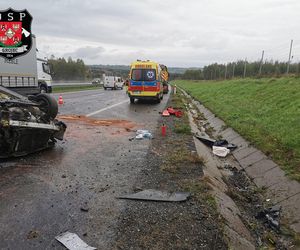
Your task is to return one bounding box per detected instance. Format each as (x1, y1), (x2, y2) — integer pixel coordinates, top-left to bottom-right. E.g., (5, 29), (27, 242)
(0, 35), (39, 95)
(103, 76), (124, 90)
(92, 78), (101, 85)
(37, 57), (52, 93)
(128, 60), (169, 103)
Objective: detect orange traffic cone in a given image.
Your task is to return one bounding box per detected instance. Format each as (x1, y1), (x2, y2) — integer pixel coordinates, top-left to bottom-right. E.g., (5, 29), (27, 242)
(58, 95), (64, 105)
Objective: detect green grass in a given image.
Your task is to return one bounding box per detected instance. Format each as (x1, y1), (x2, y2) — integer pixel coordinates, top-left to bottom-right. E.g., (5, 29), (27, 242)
(52, 85), (101, 93)
(174, 77), (300, 181)
(172, 93), (192, 135)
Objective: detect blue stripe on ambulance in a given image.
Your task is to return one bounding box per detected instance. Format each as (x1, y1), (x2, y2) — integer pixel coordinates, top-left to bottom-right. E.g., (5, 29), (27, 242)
(130, 80), (157, 86)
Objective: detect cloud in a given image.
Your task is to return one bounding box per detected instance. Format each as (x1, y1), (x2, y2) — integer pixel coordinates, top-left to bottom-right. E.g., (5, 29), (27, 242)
(64, 46), (105, 60)
(6, 0), (300, 66)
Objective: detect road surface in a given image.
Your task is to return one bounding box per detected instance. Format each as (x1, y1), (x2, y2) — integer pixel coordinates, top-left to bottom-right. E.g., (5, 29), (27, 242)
(0, 88), (169, 249)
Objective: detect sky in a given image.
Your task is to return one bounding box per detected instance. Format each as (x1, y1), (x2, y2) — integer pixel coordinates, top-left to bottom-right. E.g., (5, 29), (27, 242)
(3, 0), (300, 67)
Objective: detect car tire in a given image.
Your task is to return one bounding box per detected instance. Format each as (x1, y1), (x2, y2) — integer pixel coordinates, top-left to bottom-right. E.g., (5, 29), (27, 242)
(34, 93), (58, 120)
(130, 97), (135, 104)
(104, 87), (107, 90)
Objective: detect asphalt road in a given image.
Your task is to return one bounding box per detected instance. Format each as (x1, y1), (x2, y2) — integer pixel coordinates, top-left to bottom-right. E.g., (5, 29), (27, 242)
(52, 81), (92, 86)
(0, 88), (170, 249)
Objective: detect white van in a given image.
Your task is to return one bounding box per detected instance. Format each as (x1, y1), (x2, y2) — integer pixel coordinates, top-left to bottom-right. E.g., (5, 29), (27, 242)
(103, 76), (123, 90)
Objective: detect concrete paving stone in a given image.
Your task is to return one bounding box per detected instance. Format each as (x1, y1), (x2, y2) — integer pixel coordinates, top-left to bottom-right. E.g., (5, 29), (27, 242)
(244, 159), (277, 178)
(278, 193), (300, 233)
(253, 166), (287, 188)
(239, 150), (266, 169)
(220, 127), (237, 139)
(221, 129), (240, 142)
(206, 114), (216, 122)
(209, 118), (226, 132)
(230, 136), (250, 152)
(233, 147), (258, 161)
(265, 174), (300, 202)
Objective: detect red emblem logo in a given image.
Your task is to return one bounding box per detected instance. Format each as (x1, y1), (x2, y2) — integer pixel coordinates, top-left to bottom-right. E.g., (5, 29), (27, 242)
(0, 22), (22, 46)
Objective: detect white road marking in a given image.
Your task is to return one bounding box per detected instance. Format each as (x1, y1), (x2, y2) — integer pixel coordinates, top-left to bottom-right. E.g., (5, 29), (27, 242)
(86, 99), (129, 117)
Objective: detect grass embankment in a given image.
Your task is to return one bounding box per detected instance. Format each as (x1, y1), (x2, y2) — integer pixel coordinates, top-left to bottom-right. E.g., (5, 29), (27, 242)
(174, 78), (300, 181)
(52, 85), (101, 93)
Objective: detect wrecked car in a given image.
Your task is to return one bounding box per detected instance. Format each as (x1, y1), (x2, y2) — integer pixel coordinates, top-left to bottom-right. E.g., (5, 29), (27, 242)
(0, 86), (66, 158)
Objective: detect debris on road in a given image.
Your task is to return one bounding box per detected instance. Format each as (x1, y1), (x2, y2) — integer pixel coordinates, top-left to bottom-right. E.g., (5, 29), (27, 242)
(55, 232), (96, 250)
(135, 130), (153, 139)
(27, 230), (39, 239)
(162, 110), (170, 116)
(162, 107), (183, 118)
(212, 146), (230, 157)
(256, 205), (281, 230)
(195, 134), (237, 156)
(195, 134), (216, 147)
(58, 115), (136, 130)
(0, 86), (66, 158)
(117, 189), (190, 202)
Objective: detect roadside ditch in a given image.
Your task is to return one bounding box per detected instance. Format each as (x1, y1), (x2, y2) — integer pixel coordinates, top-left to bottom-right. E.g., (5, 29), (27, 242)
(182, 88), (300, 249)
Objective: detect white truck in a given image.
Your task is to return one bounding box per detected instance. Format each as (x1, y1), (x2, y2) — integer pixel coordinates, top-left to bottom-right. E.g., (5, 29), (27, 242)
(103, 75), (124, 90)
(0, 35), (40, 95)
(37, 57), (52, 93)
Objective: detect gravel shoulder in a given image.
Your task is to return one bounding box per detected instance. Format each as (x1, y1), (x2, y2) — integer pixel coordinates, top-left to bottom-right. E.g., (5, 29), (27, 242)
(113, 92), (227, 249)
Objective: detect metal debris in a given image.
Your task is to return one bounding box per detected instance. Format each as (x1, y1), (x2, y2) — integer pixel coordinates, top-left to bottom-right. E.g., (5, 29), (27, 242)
(55, 231), (96, 250)
(117, 189), (190, 202)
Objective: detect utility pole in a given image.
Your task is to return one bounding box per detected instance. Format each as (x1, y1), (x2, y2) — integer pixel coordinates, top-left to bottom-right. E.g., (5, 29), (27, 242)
(286, 39), (293, 74)
(225, 64), (227, 79)
(259, 50), (264, 76)
(232, 63), (235, 78)
(243, 58), (247, 78)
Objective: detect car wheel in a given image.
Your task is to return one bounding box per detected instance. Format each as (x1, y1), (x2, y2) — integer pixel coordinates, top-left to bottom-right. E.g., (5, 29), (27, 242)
(130, 97), (135, 104)
(104, 87), (107, 90)
(34, 93), (58, 120)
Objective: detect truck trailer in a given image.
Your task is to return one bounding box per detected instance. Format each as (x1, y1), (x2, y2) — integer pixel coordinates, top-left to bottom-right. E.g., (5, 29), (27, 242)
(0, 35), (39, 96)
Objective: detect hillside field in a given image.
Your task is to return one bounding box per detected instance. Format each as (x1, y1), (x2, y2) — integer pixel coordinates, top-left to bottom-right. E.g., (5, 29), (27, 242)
(175, 78), (300, 181)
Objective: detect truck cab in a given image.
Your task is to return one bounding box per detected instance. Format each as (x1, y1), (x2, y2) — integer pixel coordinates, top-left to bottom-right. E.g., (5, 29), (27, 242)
(37, 58), (52, 93)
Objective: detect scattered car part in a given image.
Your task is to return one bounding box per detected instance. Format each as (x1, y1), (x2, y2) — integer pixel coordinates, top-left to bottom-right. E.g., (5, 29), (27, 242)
(0, 86), (66, 158)
(55, 232), (96, 250)
(195, 134), (237, 151)
(212, 146), (230, 157)
(117, 189), (190, 202)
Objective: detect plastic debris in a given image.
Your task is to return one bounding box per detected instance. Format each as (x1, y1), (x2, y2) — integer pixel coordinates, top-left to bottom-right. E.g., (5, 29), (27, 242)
(212, 146), (230, 157)
(162, 110), (170, 116)
(117, 189), (190, 202)
(55, 232), (96, 250)
(195, 134), (237, 151)
(135, 130), (153, 139)
(161, 107), (183, 118)
(195, 135), (216, 147)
